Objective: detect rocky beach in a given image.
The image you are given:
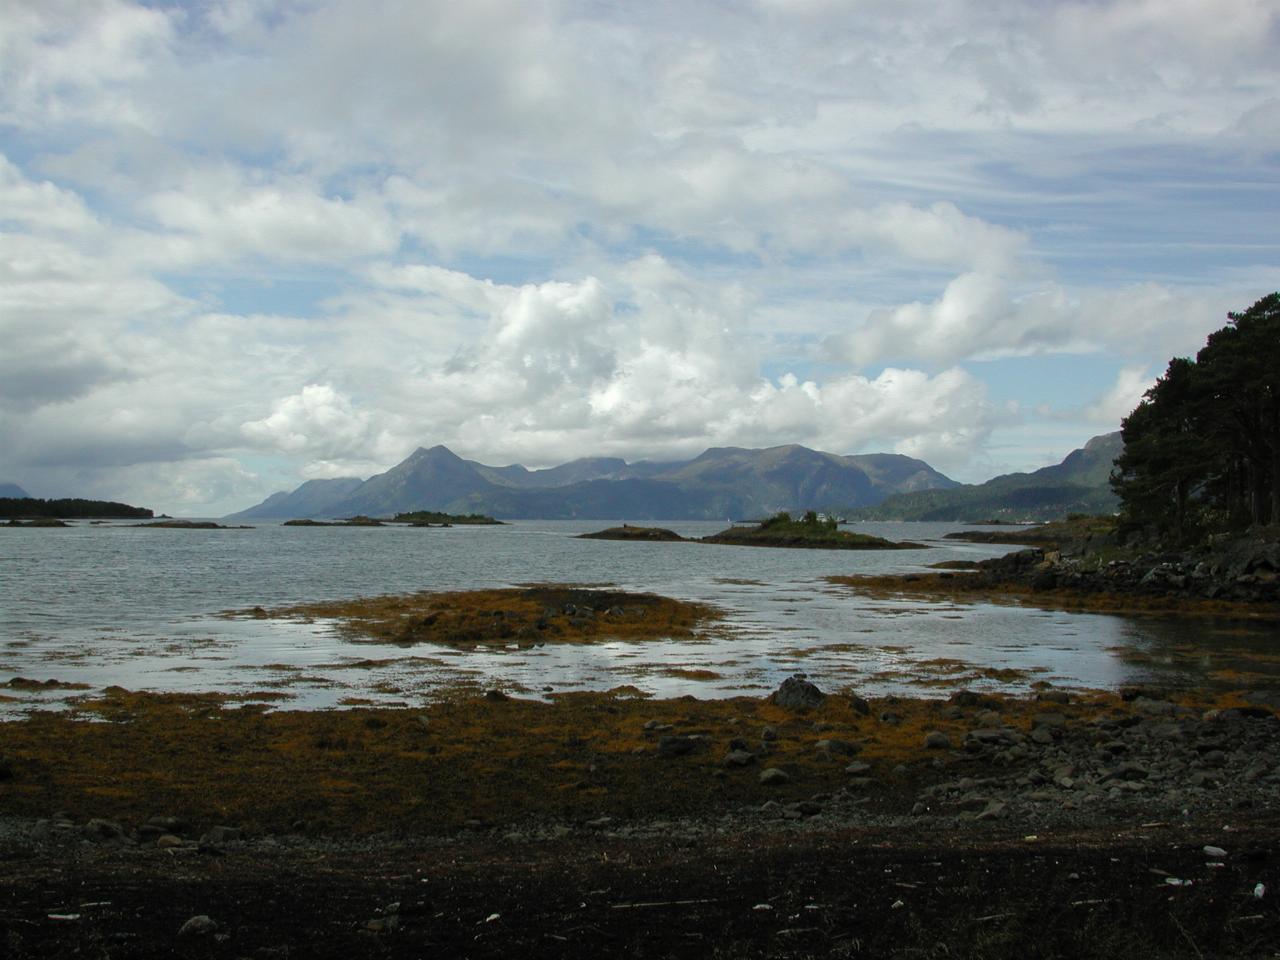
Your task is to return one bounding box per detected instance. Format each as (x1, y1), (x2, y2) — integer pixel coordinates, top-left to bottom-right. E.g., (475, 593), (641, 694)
(2, 671), (1278, 958)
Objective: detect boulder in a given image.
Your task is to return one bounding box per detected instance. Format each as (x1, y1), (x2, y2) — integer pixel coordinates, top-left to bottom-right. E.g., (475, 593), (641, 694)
(770, 675), (826, 711)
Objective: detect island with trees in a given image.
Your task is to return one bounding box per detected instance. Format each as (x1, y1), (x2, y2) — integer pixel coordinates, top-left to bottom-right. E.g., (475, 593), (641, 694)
(1, 498), (153, 521)
(580, 511), (923, 549)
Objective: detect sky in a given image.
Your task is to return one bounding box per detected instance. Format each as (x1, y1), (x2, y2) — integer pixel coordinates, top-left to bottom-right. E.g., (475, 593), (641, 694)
(1, 0), (1277, 516)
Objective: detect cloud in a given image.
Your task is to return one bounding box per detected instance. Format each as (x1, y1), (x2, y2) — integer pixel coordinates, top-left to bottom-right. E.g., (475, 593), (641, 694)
(241, 384), (377, 458)
(141, 170), (400, 266)
(1, 0), (1276, 514)
(0, 0), (175, 130)
(832, 276), (1241, 367)
(1082, 366), (1155, 425)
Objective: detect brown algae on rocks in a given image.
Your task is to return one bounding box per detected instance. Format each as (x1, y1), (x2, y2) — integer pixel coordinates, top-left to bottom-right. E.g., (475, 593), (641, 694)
(1, 683), (1272, 837)
(229, 586), (723, 649)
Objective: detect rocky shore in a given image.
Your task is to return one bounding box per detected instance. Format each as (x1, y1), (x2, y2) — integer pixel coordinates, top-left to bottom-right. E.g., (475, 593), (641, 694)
(944, 522), (1280, 605)
(2, 679), (1278, 956)
(839, 526), (1280, 621)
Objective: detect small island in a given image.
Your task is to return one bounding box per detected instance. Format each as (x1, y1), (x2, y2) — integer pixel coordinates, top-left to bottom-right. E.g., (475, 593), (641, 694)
(283, 516), (384, 526)
(281, 511), (503, 527)
(703, 512), (924, 549)
(579, 512), (924, 549)
(135, 520), (251, 529)
(393, 510), (503, 525)
(236, 585), (719, 649)
(577, 525), (687, 541)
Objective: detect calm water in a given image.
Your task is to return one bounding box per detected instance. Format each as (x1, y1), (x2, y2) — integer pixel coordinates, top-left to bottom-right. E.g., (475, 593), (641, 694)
(2, 519), (1276, 712)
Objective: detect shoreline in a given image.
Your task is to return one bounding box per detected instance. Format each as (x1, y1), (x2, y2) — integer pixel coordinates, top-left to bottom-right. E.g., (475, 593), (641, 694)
(2, 683), (1278, 957)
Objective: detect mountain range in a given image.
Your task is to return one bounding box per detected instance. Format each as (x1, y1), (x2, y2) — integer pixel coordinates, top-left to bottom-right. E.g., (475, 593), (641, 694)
(849, 432), (1122, 522)
(0, 482), (31, 499)
(226, 444), (959, 521)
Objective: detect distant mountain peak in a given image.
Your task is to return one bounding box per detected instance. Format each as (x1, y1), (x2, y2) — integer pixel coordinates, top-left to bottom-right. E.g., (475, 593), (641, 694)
(226, 442), (960, 520)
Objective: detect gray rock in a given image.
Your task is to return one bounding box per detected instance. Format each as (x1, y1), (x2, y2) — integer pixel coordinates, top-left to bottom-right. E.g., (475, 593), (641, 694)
(178, 915), (217, 938)
(844, 761), (872, 775)
(787, 801), (823, 818)
(1188, 770), (1218, 788)
(770, 675), (826, 711)
(976, 800), (1006, 821)
(1032, 712), (1067, 730)
(658, 735), (707, 757)
(923, 731), (951, 750)
(759, 767), (791, 786)
(1199, 749), (1227, 768)
(201, 825), (243, 845)
(723, 749), (756, 767)
(965, 728), (1016, 750)
(81, 819), (127, 843)
(761, 725), (779, 741)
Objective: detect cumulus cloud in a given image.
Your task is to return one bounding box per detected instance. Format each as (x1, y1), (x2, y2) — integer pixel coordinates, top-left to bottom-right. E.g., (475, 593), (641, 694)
(1, 0), (1275, 513)
(242, 384), (376, 458)
(1082, 366), (1155, 425)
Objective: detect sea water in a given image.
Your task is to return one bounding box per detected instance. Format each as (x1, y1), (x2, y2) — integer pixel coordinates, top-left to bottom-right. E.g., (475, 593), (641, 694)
(1, 519), (1276, 712)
